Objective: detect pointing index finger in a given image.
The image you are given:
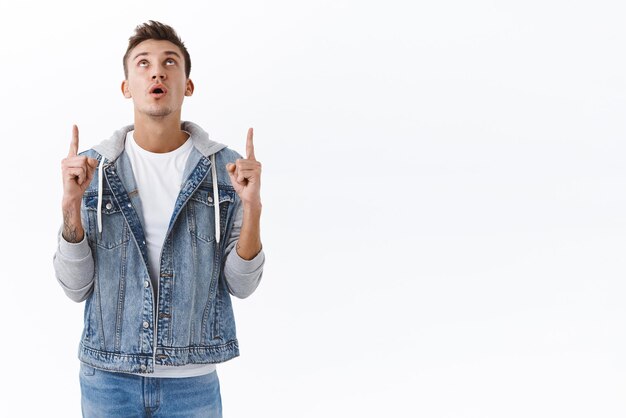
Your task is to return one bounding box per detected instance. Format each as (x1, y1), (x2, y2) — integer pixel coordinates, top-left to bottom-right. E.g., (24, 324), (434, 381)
(246, 127), (255, 160)
(69, 124), (79, 157)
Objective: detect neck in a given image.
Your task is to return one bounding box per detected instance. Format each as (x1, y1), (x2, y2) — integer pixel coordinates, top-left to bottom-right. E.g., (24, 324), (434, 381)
(132, 111), (188, 153)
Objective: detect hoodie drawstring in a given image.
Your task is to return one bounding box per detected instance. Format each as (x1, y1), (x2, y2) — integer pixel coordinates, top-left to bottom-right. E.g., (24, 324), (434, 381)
(211, 154), (220, 243)
(97, 157), (104, 236)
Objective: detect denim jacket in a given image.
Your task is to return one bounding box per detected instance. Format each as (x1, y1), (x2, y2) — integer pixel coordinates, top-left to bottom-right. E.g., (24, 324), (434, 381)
(53, 121), (264, 374)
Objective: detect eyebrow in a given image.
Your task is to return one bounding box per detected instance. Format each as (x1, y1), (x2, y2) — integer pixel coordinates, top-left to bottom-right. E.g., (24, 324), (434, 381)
(132, 50), (182, 62)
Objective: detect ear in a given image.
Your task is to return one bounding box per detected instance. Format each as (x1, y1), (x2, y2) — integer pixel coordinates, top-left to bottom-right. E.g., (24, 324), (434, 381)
(121, 80), (132, 98)
(185, 79), (195, 97)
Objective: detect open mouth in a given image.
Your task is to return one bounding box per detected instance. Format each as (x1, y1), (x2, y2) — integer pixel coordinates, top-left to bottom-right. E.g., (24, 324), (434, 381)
(150, 85), (168, 97)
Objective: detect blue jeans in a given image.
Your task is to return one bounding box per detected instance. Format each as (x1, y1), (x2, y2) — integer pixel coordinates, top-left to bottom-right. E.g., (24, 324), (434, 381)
(79, 363), (222, 417)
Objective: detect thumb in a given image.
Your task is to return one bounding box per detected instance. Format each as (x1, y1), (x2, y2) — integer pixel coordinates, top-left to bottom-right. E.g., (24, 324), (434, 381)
(226, 163), (238, 186)
(84, 158), (99, 184)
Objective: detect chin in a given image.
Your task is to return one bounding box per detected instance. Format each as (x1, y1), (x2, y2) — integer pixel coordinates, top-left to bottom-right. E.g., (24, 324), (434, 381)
(144, 107), (173, 118)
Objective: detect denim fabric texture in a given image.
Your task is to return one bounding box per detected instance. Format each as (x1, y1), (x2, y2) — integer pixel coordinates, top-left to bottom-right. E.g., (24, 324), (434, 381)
(79, 363), (222, 417)
(76, 122), (244, 374)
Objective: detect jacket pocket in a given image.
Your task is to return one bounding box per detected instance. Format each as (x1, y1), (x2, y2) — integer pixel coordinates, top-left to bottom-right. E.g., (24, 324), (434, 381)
(84, 192), (130, 249)
(186, 185), (235, 243)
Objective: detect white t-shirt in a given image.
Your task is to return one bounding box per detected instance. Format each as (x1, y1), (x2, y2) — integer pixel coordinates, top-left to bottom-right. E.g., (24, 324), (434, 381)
(125, 130), (216, 378)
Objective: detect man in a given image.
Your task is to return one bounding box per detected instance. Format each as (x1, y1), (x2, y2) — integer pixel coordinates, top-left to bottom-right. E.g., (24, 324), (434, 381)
(53, 20), (264, 417)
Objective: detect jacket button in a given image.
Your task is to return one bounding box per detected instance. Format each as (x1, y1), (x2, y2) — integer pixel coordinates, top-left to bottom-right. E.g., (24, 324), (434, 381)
(105, 202), (112, 210)
(143, 321), (149, 329)
(144, 281), (150, 288)
(140, 365), (146, 371)
(127, 203), (132, 208)
(207, 196), (213, 203)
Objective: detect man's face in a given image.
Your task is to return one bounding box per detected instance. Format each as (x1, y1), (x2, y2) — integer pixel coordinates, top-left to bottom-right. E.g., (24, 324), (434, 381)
(122, 39), (193, 118)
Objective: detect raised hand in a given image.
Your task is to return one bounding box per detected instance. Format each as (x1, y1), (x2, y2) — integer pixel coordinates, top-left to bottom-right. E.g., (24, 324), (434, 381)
(62, 125), (99, 204)
(226, 128), (262, 206)
(226, 128), (262, 259)
(61, 125), (99, 242)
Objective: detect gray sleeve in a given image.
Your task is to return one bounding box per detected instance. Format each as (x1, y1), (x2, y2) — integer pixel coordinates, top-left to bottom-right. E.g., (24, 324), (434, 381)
(52, 227), (95, 302)
(223, 201), (265, 299)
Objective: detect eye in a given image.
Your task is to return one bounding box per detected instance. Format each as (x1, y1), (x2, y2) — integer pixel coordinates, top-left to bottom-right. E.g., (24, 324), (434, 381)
(165, 58), (176, 65)
(138, 60), (149, 67)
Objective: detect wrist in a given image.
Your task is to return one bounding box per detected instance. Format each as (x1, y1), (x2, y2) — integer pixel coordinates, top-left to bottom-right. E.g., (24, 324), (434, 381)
(62, 197), (82, 213)
(242, 200), (262, 214)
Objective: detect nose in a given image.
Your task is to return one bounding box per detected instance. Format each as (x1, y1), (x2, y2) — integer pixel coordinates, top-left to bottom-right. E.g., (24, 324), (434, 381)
(151, 65), (166, 81)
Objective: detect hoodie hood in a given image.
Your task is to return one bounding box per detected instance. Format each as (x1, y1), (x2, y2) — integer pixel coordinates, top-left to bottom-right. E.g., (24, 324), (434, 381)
(93, 121), (227, 163)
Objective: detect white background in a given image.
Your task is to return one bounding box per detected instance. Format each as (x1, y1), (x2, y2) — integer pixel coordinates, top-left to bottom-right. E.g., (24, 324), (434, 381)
(1, 0), (625, 417)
